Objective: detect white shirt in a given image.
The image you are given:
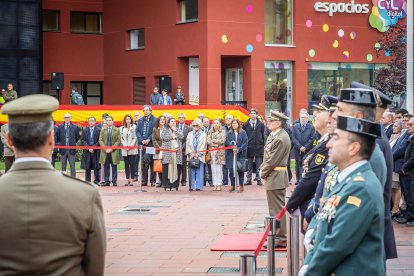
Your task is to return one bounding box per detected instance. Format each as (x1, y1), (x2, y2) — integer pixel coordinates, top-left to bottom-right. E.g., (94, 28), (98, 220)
(14, 157), (51, 164)
(318, 132), (330, 143)
(337, 160), (368, 183)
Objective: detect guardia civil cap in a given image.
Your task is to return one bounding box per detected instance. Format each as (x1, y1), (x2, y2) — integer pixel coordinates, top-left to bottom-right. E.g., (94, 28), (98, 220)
(350, 81), (392, 108)
(268, 110), (289, 121)
(337, 115), (381, 139)
(313, 95), (338, 111)
(339, 88), (377, 107)
(1, 94), (59, 124)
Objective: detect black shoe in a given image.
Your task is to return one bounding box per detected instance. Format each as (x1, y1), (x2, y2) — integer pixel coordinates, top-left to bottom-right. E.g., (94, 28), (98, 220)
(196, 188), (201, 191)
(112, 182), (117, 186)
(100, 181), (107, 185)
(209, 183), (214, 187)
(156, 183), (162, 188)
(257, 181), (263, 186)
(181, 182), (186, 186)
(223, 183), (228, 186)
(190, 189), (193, 192)
(103, 182), (110, 186)
(133, 178), (138, 182)
(395, 216), (408, 224)
(142, 183), (148, 186)
(244, 182), (252, 186)
(94, 181), (100, 186)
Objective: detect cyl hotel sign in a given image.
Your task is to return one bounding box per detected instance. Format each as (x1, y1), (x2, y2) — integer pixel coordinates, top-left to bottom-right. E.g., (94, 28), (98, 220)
(314, 1), (407, 32)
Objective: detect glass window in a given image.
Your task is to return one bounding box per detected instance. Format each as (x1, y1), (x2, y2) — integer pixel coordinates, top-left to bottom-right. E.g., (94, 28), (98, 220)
(265, 61), (292, 117)
(128, 29), (145, 50)
(307, 62), (387, 110)
(42, 10), (60, 32)
(70, 12), (102, 34)
(71, 81), (102, 105)
(178, 0), (198, 23)
(264, 0), (293, 45)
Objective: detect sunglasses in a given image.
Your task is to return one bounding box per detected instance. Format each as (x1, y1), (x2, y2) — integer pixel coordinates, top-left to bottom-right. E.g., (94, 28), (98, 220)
(192, 125), (200, 127)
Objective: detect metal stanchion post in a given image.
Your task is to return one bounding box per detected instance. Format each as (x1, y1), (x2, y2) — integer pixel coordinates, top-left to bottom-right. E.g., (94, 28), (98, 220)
(287, 216), (300, 276)
(240, 253), (256, 276)
(231, 141), (239, 193)
(265, 217), (276, 276)
(134, 145), (147, 193)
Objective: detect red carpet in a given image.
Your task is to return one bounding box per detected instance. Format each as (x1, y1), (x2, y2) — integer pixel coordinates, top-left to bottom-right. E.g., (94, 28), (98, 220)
(211, 233), (287, 252)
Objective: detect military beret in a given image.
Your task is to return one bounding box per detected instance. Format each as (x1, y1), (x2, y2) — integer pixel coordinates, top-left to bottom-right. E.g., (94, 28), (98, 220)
(268, 110), (289, 121)
(1, 94), (59, 124)
(337, 115), (381, 139)
(350, 81), (392, 108)
(339, 88), (377, 107)
(313, 95), (338, 111)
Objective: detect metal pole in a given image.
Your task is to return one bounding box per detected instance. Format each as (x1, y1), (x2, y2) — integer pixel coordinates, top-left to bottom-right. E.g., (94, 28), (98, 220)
(231, 141), (239, 193)
(407, 0), (413, 113)
(239, 253), (256, 276)
(287, 216), (300, 276)
(265, 217), (276, 276)
(134, 145), (147, 193)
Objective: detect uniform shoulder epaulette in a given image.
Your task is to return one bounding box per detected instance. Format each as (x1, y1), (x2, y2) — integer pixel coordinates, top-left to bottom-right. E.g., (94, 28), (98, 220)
(61, 172), (94, 186)
(353, 176), (365, 182)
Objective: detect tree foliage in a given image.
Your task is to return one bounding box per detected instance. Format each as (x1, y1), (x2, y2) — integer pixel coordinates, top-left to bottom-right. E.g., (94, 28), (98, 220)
(374, 24), (407, 95)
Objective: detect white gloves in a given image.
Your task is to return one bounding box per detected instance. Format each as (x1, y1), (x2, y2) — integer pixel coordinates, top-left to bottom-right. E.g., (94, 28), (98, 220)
(288, 208), (301, 218)
(304, 228), (315, 253)
(298, 264), (309, 276)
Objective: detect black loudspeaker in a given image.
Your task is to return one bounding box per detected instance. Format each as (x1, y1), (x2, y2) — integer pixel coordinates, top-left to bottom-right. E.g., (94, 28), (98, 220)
(158, 76), (172, 93)
(51, 72), (64, 90)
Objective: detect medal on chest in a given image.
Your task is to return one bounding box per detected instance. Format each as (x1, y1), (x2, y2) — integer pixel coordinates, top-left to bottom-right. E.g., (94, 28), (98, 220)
(317, 194), (341, 223)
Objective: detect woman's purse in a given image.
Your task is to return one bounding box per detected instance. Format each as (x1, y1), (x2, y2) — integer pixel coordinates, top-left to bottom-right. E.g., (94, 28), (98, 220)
(236, 158), (249, 172)
(205, 148), (211, 164)
(188, 157), (200, 168)
(153, 159), (163, 173)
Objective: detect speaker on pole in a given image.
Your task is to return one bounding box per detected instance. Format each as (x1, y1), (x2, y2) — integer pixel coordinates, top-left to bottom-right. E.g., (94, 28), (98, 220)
(51, 72), (64, 90)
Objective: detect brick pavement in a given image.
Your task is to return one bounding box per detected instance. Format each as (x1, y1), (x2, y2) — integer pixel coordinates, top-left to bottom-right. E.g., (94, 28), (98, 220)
(83, 171), (414, 275)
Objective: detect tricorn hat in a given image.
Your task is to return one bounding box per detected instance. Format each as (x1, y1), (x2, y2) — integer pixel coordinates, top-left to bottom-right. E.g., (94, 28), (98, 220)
(337, 115), (381, 139)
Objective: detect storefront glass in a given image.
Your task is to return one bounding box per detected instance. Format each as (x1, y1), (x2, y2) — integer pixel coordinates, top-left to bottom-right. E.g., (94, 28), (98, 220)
(264, 0), (293, 45)
(264, 61), (292, 119)
(307, 62), (388, 110)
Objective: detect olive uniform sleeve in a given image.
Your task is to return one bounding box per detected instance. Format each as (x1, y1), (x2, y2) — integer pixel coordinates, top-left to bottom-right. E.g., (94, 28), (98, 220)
(261, 139), (287, 178)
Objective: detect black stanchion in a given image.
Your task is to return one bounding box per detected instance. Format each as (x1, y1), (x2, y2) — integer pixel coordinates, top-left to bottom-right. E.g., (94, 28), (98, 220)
(134, 145), (147, 193)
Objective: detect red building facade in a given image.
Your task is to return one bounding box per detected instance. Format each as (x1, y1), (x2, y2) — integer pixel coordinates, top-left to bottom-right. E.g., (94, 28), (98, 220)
(42, 0), (398, 120)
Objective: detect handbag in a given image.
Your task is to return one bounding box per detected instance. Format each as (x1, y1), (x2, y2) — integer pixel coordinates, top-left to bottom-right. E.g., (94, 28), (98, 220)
(205, 149), (211, 164)
(153, 159), (163, 173)
(237, 158), (249, 172)
(188, 157), (200, 168)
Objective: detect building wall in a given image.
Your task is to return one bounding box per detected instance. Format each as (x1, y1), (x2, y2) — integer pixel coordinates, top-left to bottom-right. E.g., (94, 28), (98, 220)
(42, 0), (393, 118)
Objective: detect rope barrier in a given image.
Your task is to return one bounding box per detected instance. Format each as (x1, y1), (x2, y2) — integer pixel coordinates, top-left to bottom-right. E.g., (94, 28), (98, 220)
(54, 145), (235, 153)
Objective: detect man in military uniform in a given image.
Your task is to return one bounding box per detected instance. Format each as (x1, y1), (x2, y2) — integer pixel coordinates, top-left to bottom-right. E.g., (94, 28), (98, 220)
(286, 95), (337, 232)
(300, 116), (385, 276)
(0, 94), (106, 275)
(260, 110), (291, 247)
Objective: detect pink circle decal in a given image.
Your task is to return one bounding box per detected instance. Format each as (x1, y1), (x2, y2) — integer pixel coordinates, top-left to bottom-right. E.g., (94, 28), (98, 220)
(278, 63), (285, 70)
(246, 4), (253, 13)
(256, 34), (263, 42)
(306, 20), (312, 28)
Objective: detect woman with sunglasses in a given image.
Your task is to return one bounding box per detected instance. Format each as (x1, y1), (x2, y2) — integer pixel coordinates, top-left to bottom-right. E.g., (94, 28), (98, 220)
(186, 119), (207, 191)
(207, 118), (226, 191)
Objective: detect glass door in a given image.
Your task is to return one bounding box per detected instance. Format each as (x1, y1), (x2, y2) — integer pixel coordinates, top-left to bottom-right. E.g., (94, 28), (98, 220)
(225, 68), (243, 101)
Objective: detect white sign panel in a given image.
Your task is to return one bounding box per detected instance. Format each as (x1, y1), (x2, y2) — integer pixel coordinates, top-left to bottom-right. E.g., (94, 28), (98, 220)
(314, 1), (369, 16)
(189, 57), (200, 105)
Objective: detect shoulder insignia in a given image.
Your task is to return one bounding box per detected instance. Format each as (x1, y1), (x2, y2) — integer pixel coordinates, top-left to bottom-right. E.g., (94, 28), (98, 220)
(353, 176), (365, 182)
(347, 196), (361, 207)
(315, 154), (326, 165)
(61, 172), (93, 186)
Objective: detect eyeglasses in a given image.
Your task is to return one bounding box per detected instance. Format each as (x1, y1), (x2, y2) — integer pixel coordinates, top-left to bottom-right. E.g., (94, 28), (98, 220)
(192, 125), (199, 127)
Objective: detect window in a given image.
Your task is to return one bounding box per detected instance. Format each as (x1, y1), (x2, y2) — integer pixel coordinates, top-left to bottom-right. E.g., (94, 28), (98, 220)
(264, 61), (292, 117)
(70, 12), (102, 34)
(42, 81), (59, 100)
(178, 0), (198, 23)
(71, 82), (103, 105)
(42, 10), (60, 32)
(264, 0), (293, 45)
(307, 63), (387, 110)
(128, 29), (145, 50)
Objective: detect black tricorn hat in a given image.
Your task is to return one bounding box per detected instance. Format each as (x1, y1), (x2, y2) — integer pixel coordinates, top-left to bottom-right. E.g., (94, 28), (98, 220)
(337, 115), (381, 139)
(350, 81), (392, 109)
(339, 88), (377, 107)
(313, 95), (339, 111)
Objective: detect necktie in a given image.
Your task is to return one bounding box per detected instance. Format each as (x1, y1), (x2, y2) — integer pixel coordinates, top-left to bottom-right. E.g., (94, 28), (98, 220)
(252, 123), (255, 129)
(180, 124), (183, 132)
(302, 125), (305, 131)
(107, 127), (112, 145)
(90, 128), (94, 144)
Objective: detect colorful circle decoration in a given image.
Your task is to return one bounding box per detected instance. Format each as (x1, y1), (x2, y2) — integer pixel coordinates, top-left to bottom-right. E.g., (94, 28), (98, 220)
(245, 4), (253, 13)
(385, 50), (391, 57)
(369, 2), (407, 33)
(322, 24), (329, 32)
(256, 34), (263, 42)
(338, 29), (344, 37)
(309, 49), (316, 57)
(350, 32), (357, 39)
(367, 54), (373, 62)
(374, 42), (381, 50)
(306, 20), (312, 28)
(342, 51), (350, 58)
(278, 63), (285, 70)
(246, 44), (254, 53)
(332, 40), (339, 48)
(221, 35), (228, 44)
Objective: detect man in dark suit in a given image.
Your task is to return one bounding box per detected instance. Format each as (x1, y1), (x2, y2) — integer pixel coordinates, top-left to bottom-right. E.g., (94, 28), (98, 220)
(292, 111), (315, 182)
(136, 105), (157, 186)
(243, 108), (266, 185)
(81, 116), (101, 184)
(178, 112), (191, 186)
(400, 116), (414, 226)
(51, 123), (58, 168)
(56, 113), (80, 177)
(202, 117), (213, 186)
(381, 111), (394, 140)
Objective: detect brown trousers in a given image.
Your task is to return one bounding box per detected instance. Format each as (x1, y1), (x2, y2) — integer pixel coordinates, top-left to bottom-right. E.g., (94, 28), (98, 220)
(266, 188), (287, 242)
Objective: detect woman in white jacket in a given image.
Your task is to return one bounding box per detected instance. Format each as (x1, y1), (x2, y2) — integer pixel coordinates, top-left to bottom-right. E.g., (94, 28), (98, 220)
(120, 114), (138, 186)
(186, 118), (207, 191)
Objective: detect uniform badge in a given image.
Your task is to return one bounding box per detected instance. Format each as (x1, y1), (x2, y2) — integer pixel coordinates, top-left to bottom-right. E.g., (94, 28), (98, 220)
(353, 176), (365, 182)
(347, 196), (361, 208)
(315, 154), (326, 165)
(317, 195), (341, 223)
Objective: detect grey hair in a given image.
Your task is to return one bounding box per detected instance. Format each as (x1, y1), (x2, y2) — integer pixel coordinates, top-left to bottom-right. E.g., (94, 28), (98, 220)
(349, 105), (376, 122)
(394, 120), (403, 130)
(178, 112), (186, 118)
(8, 120), (53, 152)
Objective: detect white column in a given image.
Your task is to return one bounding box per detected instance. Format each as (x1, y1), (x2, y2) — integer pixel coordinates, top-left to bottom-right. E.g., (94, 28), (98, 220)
(407, 0), (413, 113)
